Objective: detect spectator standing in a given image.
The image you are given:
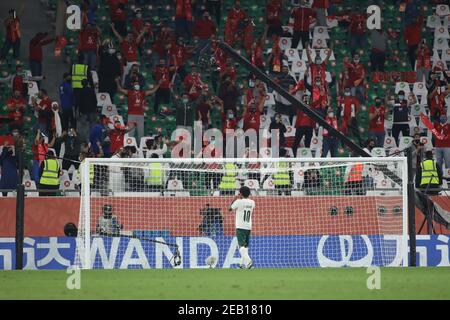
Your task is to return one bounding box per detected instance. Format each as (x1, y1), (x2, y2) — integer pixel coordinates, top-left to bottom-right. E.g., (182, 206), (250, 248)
(6, 89), (26, 133)
(77, 79), (98, 143)
(192, 11), (217, 52)
(370, 27), (389, 72)
(269, 113), (287, 152)
(59, 73), (75, 131)
(0, 144), (18, 196)
(0, 7), (24, 62)
(291, 0), (316, 49)
(77, 23), (101, 70)
(116, 77), (160, 140)
(206, 0), (222, 27)
(109, 120), (133, 155)
(31, 129), (55, 182)
(368, 97), (386, 148)
(266, 0), (283, 38)
(322, 107), (339, 157)
(153, 59), (175, 116)
(29, 32), (54, 80)
(107, 0), (128, 37)
(348, 5), (366, 56)
(293, 94), (315, 155)
(416, 39), (431, 82)
(175, 0), (194, 41)
(98, 41), (122, 98)
(404, 15), (423, 71)
(58, 128), (81, 171)
(312, 0), (329, 27)
(123, 64), (146, 90)
(31, 89), (53, 136)
(434, 115), (450, 171)
(390, 90), (416, 146)
(344, 54), (366, 106)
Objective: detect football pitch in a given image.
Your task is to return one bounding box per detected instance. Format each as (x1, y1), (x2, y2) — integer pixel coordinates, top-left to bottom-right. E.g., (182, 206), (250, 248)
(0, 268), (449, 300)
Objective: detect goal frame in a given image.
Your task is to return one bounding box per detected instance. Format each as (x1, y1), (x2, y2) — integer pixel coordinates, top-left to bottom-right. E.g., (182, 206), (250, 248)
(79, 156), (409, 269)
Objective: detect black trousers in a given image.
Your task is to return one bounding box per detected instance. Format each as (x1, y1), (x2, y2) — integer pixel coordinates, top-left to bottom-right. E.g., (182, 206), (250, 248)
(407, 45), (418, 70)
(291, 31), (309, 49)
(392, 123), (410, 146)
(206, 0), (222, 27)
(154, 88), (171, 114)
(293, 126), (313, 156)
(38, 184), (59, 197)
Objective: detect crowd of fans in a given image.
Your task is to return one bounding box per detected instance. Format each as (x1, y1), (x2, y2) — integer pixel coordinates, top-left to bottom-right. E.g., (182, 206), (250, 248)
(0, 0), (449, 194)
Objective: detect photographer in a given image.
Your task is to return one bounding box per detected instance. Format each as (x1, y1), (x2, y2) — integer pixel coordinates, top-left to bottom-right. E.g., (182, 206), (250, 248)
(96, 204), (123, 236)
(198, 203), (224, 237)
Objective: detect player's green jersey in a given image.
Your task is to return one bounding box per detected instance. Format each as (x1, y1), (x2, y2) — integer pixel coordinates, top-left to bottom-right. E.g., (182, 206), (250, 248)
(230, 199), (255, 230)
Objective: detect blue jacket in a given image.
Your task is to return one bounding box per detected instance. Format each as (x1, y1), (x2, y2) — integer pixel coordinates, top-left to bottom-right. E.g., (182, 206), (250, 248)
(59, 80), (74, 111)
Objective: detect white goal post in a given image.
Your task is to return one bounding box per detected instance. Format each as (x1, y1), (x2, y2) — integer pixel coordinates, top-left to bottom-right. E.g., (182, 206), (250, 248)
(75, 157), (408, 269)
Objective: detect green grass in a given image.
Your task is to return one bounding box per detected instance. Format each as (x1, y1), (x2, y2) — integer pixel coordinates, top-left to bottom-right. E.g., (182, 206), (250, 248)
(1, 268), (449, 300)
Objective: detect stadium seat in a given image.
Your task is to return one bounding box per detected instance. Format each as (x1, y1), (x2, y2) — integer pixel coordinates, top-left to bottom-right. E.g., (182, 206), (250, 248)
(312, 38), (328, 49)
(293, 166), (305, 187)
(309, 134), (323, 151)
(108, 115), (125, 129)
(411, 104), (426, 116)
(399, 136), (413, 150)
(319, 49), (335, 61)
(420, 136), (433, 150)
(291, 59), (307, 74)
(26, 81), (39, 104)
(244, 179), (260, 190)
(412, 82), (428, 97)
(436, 4), (450, 17)
(264, 93), (276, 107)
(387, 147), (403, 157)
(431, 49), (442, 64)
(278, 37), (292, 51)
(384, 136), (397, 149)
(97, 92), (113, 106)
(395, 82), (411, 94)
(285, 48), (301, 62)
(434, 26), (450, 40)
(371, 147), (386, 157)
(296, 147), (312, 158)
(312, 26), (330, 40)
(441, 48), (450, 62)
(101, 104), (118, 117)
(426, 15), (442, 28)
(24, 180), (38, 197)
(375, 178), (392, 190)
(259, 147), (272, 158)
(123, 136), (138, 149)
(443, 15), (450, 28)
(262, 177), (275, 190)
(433, 37), (449, 51)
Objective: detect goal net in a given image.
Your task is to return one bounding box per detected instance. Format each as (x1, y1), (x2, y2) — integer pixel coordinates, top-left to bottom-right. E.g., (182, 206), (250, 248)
(75, 157), (408, 269)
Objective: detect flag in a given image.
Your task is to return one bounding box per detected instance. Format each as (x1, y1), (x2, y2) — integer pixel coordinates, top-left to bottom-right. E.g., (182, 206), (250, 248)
(420, 112), (445, 140)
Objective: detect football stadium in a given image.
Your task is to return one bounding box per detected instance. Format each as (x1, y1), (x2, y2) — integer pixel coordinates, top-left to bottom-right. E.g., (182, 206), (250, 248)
(0, 0), (450, 301)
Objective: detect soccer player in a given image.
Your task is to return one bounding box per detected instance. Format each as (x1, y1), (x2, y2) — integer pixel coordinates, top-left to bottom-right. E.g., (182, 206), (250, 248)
(229, 186), (255, 269)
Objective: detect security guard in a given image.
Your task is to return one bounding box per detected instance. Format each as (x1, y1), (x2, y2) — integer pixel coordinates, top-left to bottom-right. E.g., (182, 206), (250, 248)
(71, 54), (89, 112)
(219, 162), (238, 195)
(273, 149), (291, 195)
(39, 150), (62, 196)
(145, 153), (164, 192)
(416, 149), (442, 195)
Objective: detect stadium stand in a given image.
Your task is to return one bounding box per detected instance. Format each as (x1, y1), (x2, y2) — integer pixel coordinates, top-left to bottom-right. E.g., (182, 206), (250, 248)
(0, 0), (449, 197)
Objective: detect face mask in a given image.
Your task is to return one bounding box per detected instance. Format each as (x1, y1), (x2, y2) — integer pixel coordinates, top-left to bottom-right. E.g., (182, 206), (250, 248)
(354, 59), (360, 63)
(12, 131), (19, 137)
(136, 13), (142, 18)
(315, 60), (321, 65)
(250, 107), (256, 113)
(315, 82), (321, 86)
(440, 117), (447, 124)
(228, 113), (234, 119)
(182, 98), (189, 104)
(328, 112), (334, 118)
(345, 92), (351, 96)
(108, 48), (116, 54)
(134, 84), (140, 91)
(398, 95), (405, 100)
